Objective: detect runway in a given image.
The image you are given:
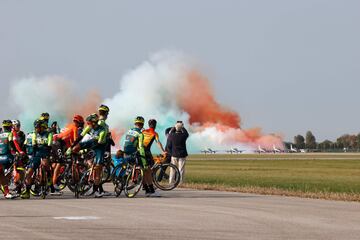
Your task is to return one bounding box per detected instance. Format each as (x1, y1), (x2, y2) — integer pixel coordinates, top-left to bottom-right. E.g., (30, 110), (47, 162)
(0, 188), (359, 240)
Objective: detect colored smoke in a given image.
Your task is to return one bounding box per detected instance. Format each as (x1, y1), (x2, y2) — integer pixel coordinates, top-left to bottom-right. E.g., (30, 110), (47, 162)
(9, 51), (283, 152)
(178, 70), (241, 128)
(104, 51), (283, 151)
(9, 76), (101, 132)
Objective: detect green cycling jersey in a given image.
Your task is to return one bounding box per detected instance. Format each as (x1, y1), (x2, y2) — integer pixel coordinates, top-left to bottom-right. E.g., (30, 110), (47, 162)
(123, 127), (146, 167)
(82, 119), (108, 144)
(81, 124), (107, 145)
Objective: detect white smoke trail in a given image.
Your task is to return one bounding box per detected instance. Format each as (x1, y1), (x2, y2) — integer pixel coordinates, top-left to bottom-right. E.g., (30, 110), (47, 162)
(9, 76), (75, 131)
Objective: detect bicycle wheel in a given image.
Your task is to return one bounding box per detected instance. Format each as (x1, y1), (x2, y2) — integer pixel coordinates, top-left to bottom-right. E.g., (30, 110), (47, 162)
(5, 165), (16, 191)
(30, 170), (41, 197)
(153, 163), (180, 191)
(57, 165), (69, 191)
(101, 164), (112, 183)
(112, 165), (127, 197)
(66, 173), (76, 193)
(79, 169), (93, 195)
(124, 166), (143, 198)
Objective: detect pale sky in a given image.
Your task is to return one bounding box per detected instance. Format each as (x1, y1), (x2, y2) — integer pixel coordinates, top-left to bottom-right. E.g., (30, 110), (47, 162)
(0, 0), (359, 141)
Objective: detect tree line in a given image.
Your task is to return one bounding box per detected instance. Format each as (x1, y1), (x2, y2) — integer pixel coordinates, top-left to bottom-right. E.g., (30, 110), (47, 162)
(284, 131), (360, 152)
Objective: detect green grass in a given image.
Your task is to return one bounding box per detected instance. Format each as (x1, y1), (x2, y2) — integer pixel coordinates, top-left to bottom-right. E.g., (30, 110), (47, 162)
(184, 155), (360, 200)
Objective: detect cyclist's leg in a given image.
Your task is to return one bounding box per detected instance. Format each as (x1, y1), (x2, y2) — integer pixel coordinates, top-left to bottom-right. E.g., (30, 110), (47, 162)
(14, 155), (26, 194)
(0, 162), (8, 196)
(98, 142), (111, 194)
(143, 151), (156, 195)
(22, 156), (40, 198)
(0, 155), (13, 196)
(52, 141), (65, 189)
(93, 147), (105, 196)
(52, 163), (61, 186)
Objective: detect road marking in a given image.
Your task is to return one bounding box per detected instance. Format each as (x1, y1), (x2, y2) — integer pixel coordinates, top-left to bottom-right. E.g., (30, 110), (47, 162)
(53, 216), (101, 220)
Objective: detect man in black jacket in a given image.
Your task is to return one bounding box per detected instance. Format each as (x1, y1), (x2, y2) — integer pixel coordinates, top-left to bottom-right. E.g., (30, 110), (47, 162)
(167, 121), (189, 185)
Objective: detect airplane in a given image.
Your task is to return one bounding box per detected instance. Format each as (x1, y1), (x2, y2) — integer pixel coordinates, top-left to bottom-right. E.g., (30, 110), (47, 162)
(273, 145), (282, 153)
(256, 145), (267, 154)
(289, 144), (298, 153)
(200, 148), (218, 154)
(226, 148), (245, 154)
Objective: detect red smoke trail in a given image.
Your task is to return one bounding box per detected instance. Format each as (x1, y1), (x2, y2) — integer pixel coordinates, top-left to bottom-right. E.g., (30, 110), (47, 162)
(65, 90), (102, 120)
(178, 70), (283, 149)
(177, 71), (241, 128)
(111, 129), (125, 150)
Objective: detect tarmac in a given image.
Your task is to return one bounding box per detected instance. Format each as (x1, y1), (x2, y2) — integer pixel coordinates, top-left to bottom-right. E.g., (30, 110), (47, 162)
(0, 187), (359, 240)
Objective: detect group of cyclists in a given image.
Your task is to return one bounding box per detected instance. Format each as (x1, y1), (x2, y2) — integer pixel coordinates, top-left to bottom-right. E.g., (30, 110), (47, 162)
(0, 104), (173, 200)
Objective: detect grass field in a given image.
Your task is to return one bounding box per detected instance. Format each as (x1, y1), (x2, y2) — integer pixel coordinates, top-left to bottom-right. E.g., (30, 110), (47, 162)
(183, 154), (360, 201)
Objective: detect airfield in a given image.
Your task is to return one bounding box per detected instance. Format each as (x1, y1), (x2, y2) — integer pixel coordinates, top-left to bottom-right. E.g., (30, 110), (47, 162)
(1, 153), (359, 240)
(0, 188), (359, 240)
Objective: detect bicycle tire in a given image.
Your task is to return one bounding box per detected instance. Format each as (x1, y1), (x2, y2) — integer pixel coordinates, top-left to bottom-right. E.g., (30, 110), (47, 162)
(112, 165), (127, 197)
(124, 166), (143, 198)
(79, 169), (93, 195)
(101, 165), (112, 183)
(57, 164), (70, 191)
(152, 163), (180, 191)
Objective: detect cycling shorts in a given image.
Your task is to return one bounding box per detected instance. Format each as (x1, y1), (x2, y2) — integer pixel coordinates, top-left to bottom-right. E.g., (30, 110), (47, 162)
(0, 154), (13, 169)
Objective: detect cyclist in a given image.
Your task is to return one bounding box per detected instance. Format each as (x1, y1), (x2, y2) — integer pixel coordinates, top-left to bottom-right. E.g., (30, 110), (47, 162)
(0, 120), (16, 199)
(10, 120), (27, 195)
(97, 104), (114, 195)
(80, 105), (114, 195)
(40, 112), (59, 134)
(81, 105), (110, 137)
(39, 112), (50, 127)
(21, 119), (53, 199)
(123, 116), (147, 192)
(52, 115), (84, 194)
(71, 113), (107, 198)
(142, 119), (166, 197)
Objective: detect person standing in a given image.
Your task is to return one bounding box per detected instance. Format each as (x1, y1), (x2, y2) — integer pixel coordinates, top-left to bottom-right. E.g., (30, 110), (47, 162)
(167, 121), (189, 185)
(142, 119), (166, 197)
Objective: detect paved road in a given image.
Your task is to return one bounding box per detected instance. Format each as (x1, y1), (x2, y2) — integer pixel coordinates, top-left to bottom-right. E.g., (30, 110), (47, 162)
(0, 188), (359, 240)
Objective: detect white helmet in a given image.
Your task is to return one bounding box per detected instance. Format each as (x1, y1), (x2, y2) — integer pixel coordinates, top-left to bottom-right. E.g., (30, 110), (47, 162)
(12, 120), (21, 127)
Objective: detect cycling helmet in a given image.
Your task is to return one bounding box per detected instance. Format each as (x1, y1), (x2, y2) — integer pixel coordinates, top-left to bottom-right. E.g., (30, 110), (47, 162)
(73, 115), (84, 124)
(134, 116), (145, 125)
(148, 119), (157, 128)
(34, 119), (43, 128)
(98, 105), (110, 113)
(86, 113), (99, 123)
(41, 112), (50, 120)
(2, 120), (12, 128)
(12, 120), (21, 127)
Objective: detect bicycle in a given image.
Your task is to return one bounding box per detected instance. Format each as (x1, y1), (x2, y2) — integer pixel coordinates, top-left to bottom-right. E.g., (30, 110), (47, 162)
(123, 153), (144, 198)
(109, 155), (140, 198)
(152, 154), (181, 191)
(67, 153), (85, 198)
(110, 157), (128, 197)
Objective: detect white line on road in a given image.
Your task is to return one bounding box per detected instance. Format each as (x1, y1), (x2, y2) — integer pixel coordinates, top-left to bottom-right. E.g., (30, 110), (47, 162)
(53, 216), (101, 220)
